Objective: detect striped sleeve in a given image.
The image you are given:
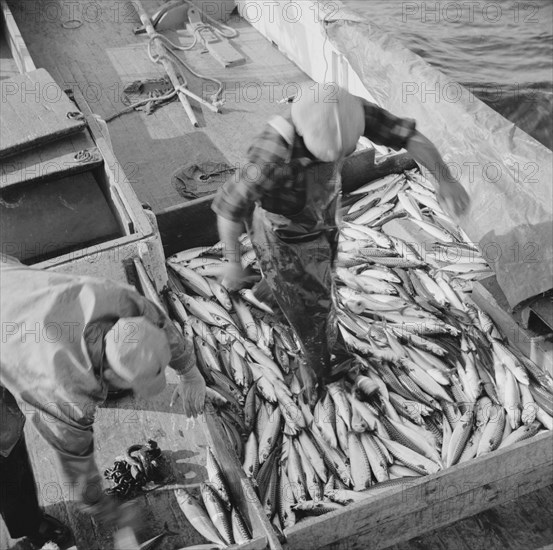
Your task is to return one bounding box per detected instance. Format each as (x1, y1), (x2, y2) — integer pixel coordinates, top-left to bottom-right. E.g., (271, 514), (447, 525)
(212, 123), (291, 223)
(362, 100), (417, 149)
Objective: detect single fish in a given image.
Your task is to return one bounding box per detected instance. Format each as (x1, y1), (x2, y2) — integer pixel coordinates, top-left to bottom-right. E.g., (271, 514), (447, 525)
(231, 508), (252, 544)
(504, 369), (522, 430)
(200, 483), (233, 546)
(327, 382), (352, 430)
(242, 432), (260, 479)
(278, 467), (297, 529)
(168, 263), (213, 298)
(446, 410), (474, 468)
(206, 447), (231, 511)
(239, 288), (275, 314)
(258, 406), (282, 463)
(206, 277), (232, 311)
(297, 431), (328, 483)
(498, 421), (541, 450)
(292, 500), (345, 515)
(261, 465), (279, 519)
(294, 439), (323, 501)
(347, 432), (372, 491)
(174, 489), (225, 546)
(377, 437), (441, 475)
(476, 405), (506, 457)
(287, 438), (308, 502)
(168, 247), (210, 264)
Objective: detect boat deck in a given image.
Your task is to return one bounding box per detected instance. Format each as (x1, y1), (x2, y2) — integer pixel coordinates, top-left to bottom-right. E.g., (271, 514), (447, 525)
(6, 0), (305, 214)
(1, 1), (552, 549)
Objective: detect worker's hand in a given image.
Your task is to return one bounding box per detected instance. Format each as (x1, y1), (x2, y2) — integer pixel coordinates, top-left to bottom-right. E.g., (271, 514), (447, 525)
(437, 179), (470, 217)
(172, 366), (206, 418)
(82, 493), (126, 527)
(220, 260), (248, 292)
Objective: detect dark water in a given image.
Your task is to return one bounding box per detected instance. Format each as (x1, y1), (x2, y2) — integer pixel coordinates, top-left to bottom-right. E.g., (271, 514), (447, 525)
(343, 0), (553, 150)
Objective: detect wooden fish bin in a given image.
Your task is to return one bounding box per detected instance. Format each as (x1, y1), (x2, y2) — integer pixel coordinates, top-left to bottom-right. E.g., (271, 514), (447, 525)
(282, 433), (552, 549)
(159, 149), (553, 550)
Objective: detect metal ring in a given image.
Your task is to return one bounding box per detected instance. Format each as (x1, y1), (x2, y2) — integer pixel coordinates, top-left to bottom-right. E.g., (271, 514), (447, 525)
(66, 111), (84, 120)
(61, 19), (83, 29)
(74, 150), (92, 162)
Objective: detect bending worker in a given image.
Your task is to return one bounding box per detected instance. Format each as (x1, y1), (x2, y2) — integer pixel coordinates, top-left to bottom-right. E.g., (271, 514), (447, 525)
(0, 254), (205, 546)
(212, 83), (469, 392)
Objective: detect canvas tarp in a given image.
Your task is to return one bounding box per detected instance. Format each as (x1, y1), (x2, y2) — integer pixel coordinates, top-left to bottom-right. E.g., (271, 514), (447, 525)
(324, 10), (552, 309)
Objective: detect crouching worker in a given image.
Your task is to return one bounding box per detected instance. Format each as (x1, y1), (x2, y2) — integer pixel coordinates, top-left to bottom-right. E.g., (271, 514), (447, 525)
(0, 254), (205, 547)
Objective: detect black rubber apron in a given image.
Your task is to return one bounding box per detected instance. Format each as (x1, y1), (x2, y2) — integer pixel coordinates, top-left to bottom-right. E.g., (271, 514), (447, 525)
(248, 155), (343, 381)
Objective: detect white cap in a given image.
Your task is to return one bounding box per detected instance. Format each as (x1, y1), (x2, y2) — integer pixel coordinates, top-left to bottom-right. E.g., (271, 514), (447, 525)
(291, 83), (365, 162)
(104, 317), (170, 397)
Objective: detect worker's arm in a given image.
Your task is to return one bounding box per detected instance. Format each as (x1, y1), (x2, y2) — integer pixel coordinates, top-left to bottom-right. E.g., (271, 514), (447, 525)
(405, 131), (469, 216)
(31, 412), (125, 525)
(168, 323), (206, 418)
(139, 297), (206, 417)
(217, 215), (248, 291)
(212, 121), (292, 290)
(362, 100), (469, 216)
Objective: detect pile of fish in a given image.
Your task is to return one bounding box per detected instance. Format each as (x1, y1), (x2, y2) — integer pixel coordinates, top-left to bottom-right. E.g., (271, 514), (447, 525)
(162, 168), (553, 543)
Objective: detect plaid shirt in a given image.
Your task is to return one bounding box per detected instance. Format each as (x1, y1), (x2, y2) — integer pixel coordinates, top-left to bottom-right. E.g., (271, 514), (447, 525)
(212, 100), (416, 223)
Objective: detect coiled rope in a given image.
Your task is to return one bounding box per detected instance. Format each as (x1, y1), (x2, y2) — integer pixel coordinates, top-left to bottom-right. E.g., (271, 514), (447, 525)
(107, 2), (235, 122)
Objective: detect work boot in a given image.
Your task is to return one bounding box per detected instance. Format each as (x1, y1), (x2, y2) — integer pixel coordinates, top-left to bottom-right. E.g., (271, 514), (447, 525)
(27, 513), (71, 548)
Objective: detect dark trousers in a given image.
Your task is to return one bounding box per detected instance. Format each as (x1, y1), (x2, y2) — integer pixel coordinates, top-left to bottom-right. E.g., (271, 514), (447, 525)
(0, 435), (41, 539)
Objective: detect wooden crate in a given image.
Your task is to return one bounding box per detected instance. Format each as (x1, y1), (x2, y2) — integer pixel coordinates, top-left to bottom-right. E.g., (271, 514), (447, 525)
(200, 390), (552, 550)
(283, 433), (552, 550)
(159, 168), (553, 550)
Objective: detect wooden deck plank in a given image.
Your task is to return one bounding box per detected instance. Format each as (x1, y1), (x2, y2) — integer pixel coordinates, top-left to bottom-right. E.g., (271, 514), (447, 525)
(285, 432), (553, 550)
(0, 145), (103, 189)
(0, 69), (85, 160)
(8, 0), (306, 213)
(321, 485), (553, 550)
(0, 369), (219, 549)
(0, 130), (94, 187)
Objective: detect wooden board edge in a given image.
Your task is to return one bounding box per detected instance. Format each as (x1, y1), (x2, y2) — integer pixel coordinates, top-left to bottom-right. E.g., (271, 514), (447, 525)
(471, 277), (553, 376)
(0, 146), (103, 190)
(0, 0), (36, 73)
(320, 463), (553, 550)
(202, 412), (283, 549)
(0, 125), (88, 163)
(284, 432), (553, 549)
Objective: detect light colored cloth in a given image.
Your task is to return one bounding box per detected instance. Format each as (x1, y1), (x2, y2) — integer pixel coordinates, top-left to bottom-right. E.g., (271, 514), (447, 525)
(291, 84), (365, 162)
(212, 100), (416, 224)
(0, 255), (186, 504)
(105, 316), (171, 397)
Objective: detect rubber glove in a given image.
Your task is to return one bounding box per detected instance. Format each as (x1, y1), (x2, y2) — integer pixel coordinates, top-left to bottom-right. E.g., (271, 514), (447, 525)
(171, 365), (206, 418)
